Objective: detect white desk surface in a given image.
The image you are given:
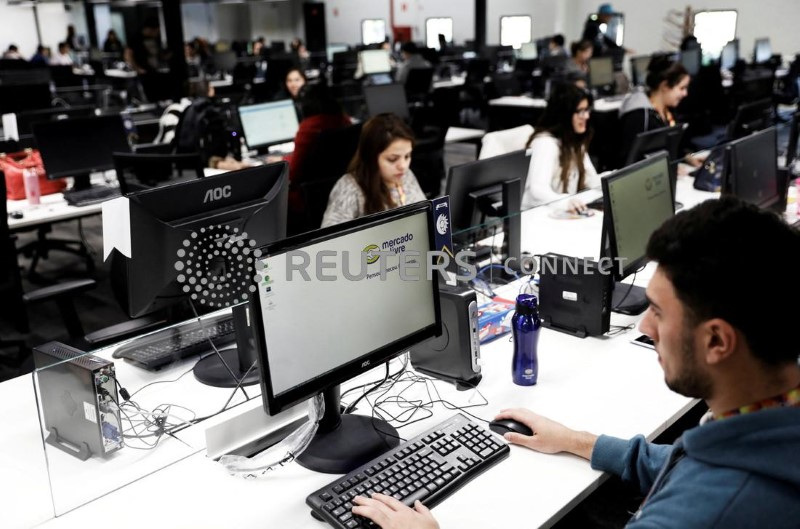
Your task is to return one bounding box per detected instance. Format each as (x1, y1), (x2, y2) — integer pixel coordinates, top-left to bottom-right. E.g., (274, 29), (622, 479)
(2, 179), (718, 529)
(445, 127), (485, 144)
(489, 95), (623, 113)
(433, 75), (466, 90)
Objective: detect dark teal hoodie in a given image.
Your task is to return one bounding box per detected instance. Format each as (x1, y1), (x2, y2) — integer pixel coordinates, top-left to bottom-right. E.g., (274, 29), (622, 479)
(591, 406), (800, 528)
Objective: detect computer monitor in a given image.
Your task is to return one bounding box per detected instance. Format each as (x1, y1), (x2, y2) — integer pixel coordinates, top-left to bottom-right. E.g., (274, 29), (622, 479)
(445, 150), (529, 263)
(363, 83), (410, 120)
(11, 105), (97, 137)
(624, 124), (686, 202)
(630, 55), (651, 87)
(326, 43), (348, 63)
(588, 56), (614, 88)
(237, 100), (299, 152)
(679, 47), (701, 76)
(359, 49), (392, 75)
(728, 98), (773, 140)
(110, 163), (289, 387)
(720, 39), (739, 70)
(601, 152), (674, 315)
(723, 126), (780, 210)
(33, 114), (131, 191)
(517, 42), (538, 60)
(753, 38), (772, 64)
(249, 201), (441, 473)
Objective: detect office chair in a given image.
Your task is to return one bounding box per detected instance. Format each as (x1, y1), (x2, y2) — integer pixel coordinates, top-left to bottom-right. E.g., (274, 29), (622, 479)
(113, 152), (205, 195)
(479, 125), (534, 160)
(404, 67), (434, 104)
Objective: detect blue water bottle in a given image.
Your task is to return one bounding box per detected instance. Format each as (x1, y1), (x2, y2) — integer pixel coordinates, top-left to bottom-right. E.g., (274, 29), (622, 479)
(511, 294), (541, 386)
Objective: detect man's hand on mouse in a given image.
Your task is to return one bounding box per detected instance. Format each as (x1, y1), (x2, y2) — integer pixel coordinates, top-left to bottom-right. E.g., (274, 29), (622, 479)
(495, 408), (598, 460)
(352, 493), (439, 529)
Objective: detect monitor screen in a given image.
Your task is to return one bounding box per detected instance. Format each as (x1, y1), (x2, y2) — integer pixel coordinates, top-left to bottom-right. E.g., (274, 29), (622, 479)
(754, 38), (771, 64)
(724, 126), (779, 210)
(33, 114), (131, 180)
(588, 56), (614, 87)
(679, 47), (701, 76)
(359, 49), (392, 75)
(363, 83), (409, 120)
(601, 152), (674, 280)
(517, 42), (538, 60)
(326, 44), (348, 62)
(630, 55), (651, 86)
(720, 39), (738, 70)
(237, 100), (299, 151)
(249, 202), (440, 472)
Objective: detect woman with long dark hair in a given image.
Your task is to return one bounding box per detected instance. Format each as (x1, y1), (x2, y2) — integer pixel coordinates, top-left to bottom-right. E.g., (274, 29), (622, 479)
(321, 113), (426, 227)
(522, 84), (599, 211)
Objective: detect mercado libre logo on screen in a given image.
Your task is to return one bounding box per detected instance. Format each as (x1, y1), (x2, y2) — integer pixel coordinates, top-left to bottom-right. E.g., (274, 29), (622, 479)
(362, 244), (380, 264)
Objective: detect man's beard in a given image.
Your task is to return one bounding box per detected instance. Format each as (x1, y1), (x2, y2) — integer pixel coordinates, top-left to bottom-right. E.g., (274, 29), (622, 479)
(665, 329), (713, 399)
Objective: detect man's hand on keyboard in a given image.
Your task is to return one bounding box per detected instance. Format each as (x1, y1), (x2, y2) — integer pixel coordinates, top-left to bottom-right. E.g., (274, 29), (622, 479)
(352, 493), (439, 529)
(495, 408), (598, 460)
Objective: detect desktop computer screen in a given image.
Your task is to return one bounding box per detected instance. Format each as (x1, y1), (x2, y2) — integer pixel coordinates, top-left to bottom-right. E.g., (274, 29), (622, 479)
(249, 201), (440, 472)
(679, 47), (701, 76)
(601, 152), (674, 314)
(237, 100), (299, 152)
(363, 83), (410, 120)
(753, 38), (772, 64)
(359, 49), (392, 75)
(630, 55), (651, 87)
(723, 126), (779, 210)
(33, 114), (131, 188)
(326, 43), (349, 63)
(720, 39), (739, 70)
(517, 42), (538, 60)
(588, 56), (614, 88)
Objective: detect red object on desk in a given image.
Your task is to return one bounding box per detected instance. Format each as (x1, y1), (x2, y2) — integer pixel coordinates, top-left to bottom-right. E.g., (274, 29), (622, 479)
(1, 149), (66, 200)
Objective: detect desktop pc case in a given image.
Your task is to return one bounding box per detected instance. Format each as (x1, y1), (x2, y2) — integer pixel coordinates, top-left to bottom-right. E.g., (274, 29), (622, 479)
(538, 254), (612, 338)
(33, 342), (123, 460)
(410, 284), (482, 389)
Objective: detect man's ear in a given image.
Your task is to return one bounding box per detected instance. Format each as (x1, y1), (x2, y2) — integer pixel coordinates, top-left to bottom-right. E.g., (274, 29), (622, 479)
(699, 318), (738, 365)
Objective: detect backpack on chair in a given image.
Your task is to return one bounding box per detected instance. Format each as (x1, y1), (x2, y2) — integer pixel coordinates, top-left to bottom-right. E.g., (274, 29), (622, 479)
(173, 98), (233, 165)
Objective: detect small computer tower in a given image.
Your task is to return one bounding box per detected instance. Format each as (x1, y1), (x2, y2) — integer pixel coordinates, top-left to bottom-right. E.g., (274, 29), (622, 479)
(539, 254), (612, 338)
(410, 284), (482, 390)
(33, 342), (123, 460)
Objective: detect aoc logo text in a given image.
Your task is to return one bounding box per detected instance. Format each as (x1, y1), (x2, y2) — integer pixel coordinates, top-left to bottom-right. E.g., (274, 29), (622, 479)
(204, 185), (232, 203)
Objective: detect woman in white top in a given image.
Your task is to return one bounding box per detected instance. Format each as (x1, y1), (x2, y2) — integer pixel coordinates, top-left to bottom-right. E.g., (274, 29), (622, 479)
(522, 84), (599, 212)
(321, 113), (426, 227)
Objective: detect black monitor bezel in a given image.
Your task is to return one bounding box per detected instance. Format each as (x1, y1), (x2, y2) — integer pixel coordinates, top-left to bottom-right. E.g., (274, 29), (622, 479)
(237, 99), (299, 151)
(250, 201), (442, 415)
(723, 126), (780, 210)
(601, 152), (674, 281)
(363, 83), (410, 120)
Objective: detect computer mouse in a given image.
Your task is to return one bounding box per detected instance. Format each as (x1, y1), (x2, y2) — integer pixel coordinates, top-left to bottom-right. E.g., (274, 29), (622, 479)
(488, 419), (533, 437)
(9, 211), (23, 220)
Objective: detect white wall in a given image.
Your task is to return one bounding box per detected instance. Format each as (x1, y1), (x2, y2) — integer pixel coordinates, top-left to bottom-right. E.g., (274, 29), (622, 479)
(567, 0), (800, 58)
(485, 0), (562, 44)
(393, 0), (475, 46)
(182, 1), (303, 46)
(324, 0), (390, 45)
(0, 1), (87, 57)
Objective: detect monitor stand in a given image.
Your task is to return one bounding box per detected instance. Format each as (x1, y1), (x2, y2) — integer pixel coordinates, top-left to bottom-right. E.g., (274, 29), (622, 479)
(611, 281), (649, 315)
(193, 304), (261, 388)
(296, 385), (399, 474)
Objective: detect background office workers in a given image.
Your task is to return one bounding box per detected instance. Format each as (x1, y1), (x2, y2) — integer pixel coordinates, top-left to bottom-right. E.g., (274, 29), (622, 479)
(522, 84), (599, 212)
(353, 197), (800, 528)
(618, 56), (690, 163)
(321, 113), (426, 227)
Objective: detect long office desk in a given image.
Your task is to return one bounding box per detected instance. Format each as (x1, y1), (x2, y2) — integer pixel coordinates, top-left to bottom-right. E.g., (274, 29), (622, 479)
(2, 179), (716, 529)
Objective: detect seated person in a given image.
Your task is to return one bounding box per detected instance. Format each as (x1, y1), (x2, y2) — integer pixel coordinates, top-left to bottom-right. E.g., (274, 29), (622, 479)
(522, 84), (599, 212)
(275, 67), (306, 102)
(50, 42), (73, 66)
(618, 56), (689, 165)
(321, 113), (426, 227)
(395, 42), (431, 85)
(547, 34), (567, 57)
(353, 196), (800, 529)
(564, 40), (592, 85)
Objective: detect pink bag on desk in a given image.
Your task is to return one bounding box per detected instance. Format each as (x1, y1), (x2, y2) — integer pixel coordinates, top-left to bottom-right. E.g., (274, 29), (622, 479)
(1, 149), (66, 200)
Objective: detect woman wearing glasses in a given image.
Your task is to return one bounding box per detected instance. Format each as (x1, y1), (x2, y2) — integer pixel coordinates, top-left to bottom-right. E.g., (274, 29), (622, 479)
(522, 84), (599, 212)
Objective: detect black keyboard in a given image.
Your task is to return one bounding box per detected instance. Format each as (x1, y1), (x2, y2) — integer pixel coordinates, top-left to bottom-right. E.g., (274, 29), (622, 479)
(64, 185), (121, 206)
(112, 313), (236, 370)
(307, 413), (509, 529)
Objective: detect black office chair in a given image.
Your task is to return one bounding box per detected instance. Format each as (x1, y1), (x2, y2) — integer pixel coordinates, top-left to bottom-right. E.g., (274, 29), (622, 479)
(404, 67), (434, 105)
(113, 152), (205, 195)
(293, 123), (363, 234)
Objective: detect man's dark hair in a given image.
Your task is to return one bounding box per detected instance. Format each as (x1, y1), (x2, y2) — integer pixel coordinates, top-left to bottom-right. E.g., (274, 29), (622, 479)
(551, 34), (565, 48)
(299, 82), (343, 118)
(647, 197), (800, 366)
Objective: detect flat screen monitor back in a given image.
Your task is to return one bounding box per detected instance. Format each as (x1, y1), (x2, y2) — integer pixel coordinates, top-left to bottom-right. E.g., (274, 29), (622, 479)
(363, 83), (409, 120)
(33, 114), (131, 180)
(588, 56), (614, 88)
(724, 126), (779, 210)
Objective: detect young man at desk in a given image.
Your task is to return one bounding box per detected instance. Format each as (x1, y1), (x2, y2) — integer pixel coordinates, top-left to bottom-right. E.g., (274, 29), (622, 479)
(352, 197), (800, 528)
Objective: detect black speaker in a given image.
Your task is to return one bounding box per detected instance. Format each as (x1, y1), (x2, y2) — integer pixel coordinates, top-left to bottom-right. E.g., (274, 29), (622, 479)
(410, 284), (482, 390)
(538, 253), (612, 338)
